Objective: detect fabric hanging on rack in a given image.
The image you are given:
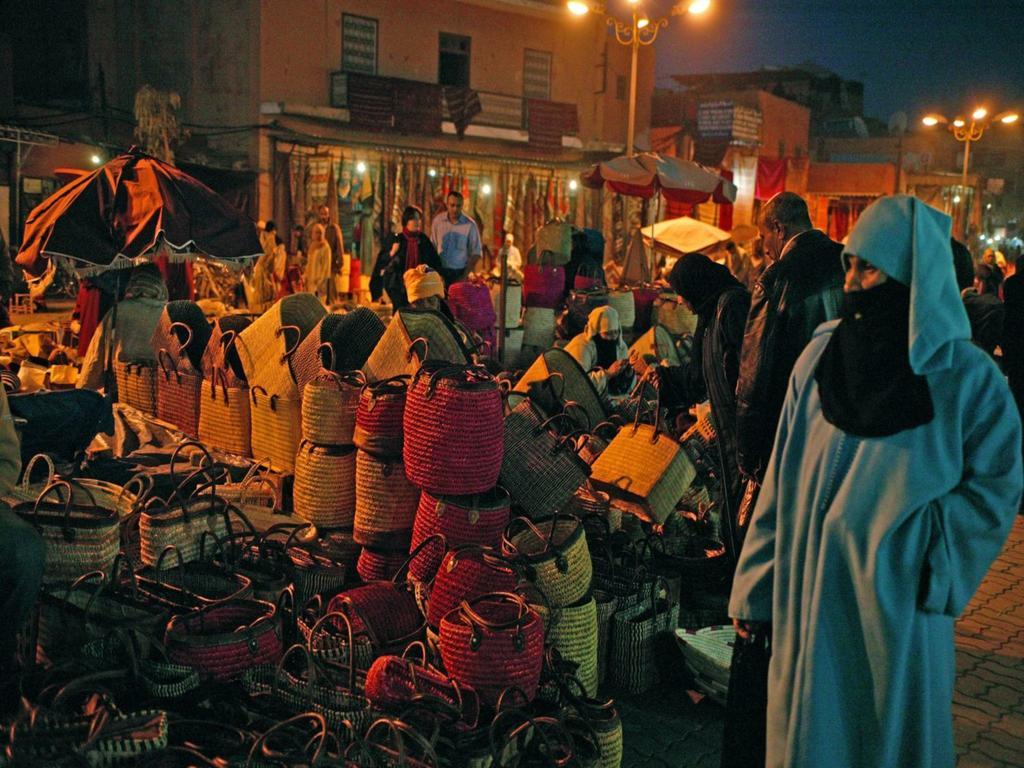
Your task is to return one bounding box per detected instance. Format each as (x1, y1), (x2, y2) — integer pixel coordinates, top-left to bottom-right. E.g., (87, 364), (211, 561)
(348, 75), (395, 130)
(755, 157), (787, 201)
(694, 138), (731, 168)
(390, 161), (405, 231)
(503, 172), (517, 237)
(444, 87), (483, 138)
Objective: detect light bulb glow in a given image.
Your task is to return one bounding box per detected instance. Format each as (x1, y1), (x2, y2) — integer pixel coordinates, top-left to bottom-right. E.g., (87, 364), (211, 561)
(953, 195), (962, 204)
(428, 168), (437, 177)
(90, 154), (102, 165)
(481, 183), (492, 196)
(688, 0), (711, 14)
(1001, 113), (1019, 124)
(637, 16), (650, 28)
(356, 161), (367, 174)
(972, 107), (988, 121)
(922, 116), (939, 127)
(953, 118), (966, 128)
(567, 1), (589, 15)
(569, 179), (579, 191)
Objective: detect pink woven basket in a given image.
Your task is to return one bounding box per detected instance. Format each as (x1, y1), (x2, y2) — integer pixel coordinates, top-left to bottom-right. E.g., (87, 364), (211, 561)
(426, 545), (518, 631)
(402, 362), (504, 496)
(411, 488), (510, 554)
(353, 376), (408, 458)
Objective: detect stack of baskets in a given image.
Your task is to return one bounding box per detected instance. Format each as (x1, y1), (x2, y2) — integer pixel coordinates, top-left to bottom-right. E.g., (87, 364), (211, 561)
(198, 315), (253, 457)
(352, 375), (419, 580)
(152, 301), (212, 437)
(235, 294), (326, 473)
(293, 367), (362, 531)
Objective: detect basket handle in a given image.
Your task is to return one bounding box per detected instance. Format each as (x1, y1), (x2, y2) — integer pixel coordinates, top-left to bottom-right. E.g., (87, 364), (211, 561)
(250, 383), (268, 406)
(318, 340), (336, 372)
(271, 642), (320, 708)
(31, 480), (95, 541)
(169, 321), (194, 353)
(458, 591), (532, 650)
(168, 440), (216, 494)
(157, 348), (179, 383)
(247, 712), (329, 767)
(561, 400), (592, 431)
(153, 544), (188, 590)
(19, 452), (56, 491)
(365, 717), (442, 767)
(391, 533), (447, 585)
(307, 609), (361, 693)
(209, 367), (230, 402)
(407, 336), (431, 363)
(276, 324), (302, 362)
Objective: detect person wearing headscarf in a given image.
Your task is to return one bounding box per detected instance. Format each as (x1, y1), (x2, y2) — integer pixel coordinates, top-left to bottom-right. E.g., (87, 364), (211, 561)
(404, 265), (446, 312)
(643, 253), (750, 544)
(78, 264), (169, 391)
(370, 206), (441, 309)
(564, 306), (633, 403)
(729, 196), (1022, 768)
(303, 223), (333, 303)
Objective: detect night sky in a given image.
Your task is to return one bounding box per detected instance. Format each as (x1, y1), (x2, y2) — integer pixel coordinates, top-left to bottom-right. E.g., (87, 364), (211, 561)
(652, 0), (1024, 121)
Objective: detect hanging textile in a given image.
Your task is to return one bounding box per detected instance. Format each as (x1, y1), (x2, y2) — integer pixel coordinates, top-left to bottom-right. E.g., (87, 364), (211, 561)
(393, 81), (443, 134)
(786, 156), (810, 196)
(717, 169), (735, 232)
(348, 75), (394, 130)
(445, 87), (483, 138)
(755, 157), (788, 201)
(730, 153), (758, 227)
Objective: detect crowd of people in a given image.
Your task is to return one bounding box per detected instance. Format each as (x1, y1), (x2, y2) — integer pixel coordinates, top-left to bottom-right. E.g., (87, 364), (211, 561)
(0, 188), (1021, 767)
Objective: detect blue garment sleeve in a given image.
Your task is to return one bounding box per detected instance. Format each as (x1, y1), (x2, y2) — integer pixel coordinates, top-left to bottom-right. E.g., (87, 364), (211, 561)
(469, 222), (483, 258)
(920, 365), (1023, 617)
(728, 365), (800, 622)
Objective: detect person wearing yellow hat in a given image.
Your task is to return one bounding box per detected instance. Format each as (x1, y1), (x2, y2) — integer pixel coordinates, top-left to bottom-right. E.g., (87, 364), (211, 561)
(403, 265), (446, 310)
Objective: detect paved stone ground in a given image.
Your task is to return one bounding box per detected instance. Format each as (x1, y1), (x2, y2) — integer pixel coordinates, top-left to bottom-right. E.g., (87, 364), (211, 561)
(617, 516), (1024, 768)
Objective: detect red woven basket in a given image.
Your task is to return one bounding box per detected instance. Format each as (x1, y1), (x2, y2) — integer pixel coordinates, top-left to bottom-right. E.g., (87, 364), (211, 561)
(156, 351), (202, 437)
(448, 279), (498, 333)
(365, 643), (477, 724)
(327, 582), (424, 656)
(438, 592), (544, 706)
(353, 376), (409, 458)
(164, 598), (282, 682)
(522, 264), (565, 309)
(426, 546), (518, 631)
(402, 363), (504, 496)
(356, 546), (410, 582)
(411, 488), (511, 555)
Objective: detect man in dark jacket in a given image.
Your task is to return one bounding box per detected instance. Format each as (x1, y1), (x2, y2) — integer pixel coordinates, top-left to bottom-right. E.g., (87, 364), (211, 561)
(735, 192), (844, 484)
(961, 262), (1005, 359)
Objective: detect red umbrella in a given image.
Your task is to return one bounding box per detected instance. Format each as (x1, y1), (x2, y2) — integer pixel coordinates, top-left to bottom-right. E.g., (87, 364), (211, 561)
(17, 147), (262, 276)
(580, 152), (737, 204)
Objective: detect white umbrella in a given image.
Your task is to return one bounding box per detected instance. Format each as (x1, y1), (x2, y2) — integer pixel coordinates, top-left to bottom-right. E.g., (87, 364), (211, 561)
(642, 216), (731, 257)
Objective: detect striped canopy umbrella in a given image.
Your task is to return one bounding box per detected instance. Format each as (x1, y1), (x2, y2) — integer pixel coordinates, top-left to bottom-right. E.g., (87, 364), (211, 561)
(580, 152), (737, 204)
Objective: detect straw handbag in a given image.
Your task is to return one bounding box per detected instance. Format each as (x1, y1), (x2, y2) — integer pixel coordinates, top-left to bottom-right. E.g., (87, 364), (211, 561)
(165, 598), (283, 682)
(357, 546), (411, 583)
(403, 362), (504, 496)
(498, 399), (590, 520)
(364, 645), (472, 720)
(631, 286), (659, 334)
(302, 370), (363, 446)
(608, 578), (678, 694)
(606, 290), (635, 329)
(353, 376), (408, 458)
(156, 350), (202, 437)
(362, 308), (471, 383)
(545, 595), (599, 698)
(199, 369), (252, 457)
(521, 306), (556, 349)
(448, 278), (498, 336)
(139, 494), (233, 566)
(590, 394), (696, 525)
(489, 277), (523, 327)
(291, 309), (387, 395)
(502, 514), (592, 608)
(411, 488), (511, 553)
(514, 347), (608, 428)
(152, 302), (212, 372)
(201, 316), (251, 386)
(354, 450), (419, 549)
(534, 220), (573, 265)
(426, 545), (518, 631)
(250, 385), (302, 473)
(13, 480), (120, 585)
(293, 441), (357, 528)
(236, 293), (325, 397)
(522, 263), (566, 309)
(114, 359), (157, 415)
(438, 592), (545, 706)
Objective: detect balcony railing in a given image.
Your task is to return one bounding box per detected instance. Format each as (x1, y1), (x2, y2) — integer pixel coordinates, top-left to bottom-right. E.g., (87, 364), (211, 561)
(329, 71), (577, 139)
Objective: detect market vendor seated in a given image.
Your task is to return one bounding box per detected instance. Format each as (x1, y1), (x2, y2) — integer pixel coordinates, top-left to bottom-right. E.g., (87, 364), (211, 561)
(77, 264), (168, 391)
(565, 306), (634, 404)
(0, 385), (44, 706)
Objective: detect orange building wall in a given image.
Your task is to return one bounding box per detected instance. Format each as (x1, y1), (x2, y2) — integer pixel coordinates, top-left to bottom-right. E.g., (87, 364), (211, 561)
(756, 91), (810, 159)
(807, 163), (897, 196)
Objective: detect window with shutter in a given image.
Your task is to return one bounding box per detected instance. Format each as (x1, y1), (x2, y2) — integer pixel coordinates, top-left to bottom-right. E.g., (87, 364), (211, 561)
(523, 49), (552, 100)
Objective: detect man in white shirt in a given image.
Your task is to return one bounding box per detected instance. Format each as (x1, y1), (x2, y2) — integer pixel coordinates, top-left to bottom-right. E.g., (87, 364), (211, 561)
(430, 191), (482, 288)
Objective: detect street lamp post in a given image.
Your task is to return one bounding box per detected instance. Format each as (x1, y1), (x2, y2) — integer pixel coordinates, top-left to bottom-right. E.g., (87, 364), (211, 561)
(922, 107), (1019, 237)
(568, 1), (710, 156)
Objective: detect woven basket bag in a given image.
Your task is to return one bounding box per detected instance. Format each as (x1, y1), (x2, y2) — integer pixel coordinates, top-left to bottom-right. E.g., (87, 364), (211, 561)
(152, 302), (213, 372)
(605, 290), (635, 329)
(156, 350), (202, 437)
(608, 577), (679, 694)
(363, 308), (471, 383)
(139, 494), (232, 566)
(521, 307), (556, 349)
(14, 480), (120, 585)
(403, 362), (504, 496)
(594, 589), (618, 687)
(654, 292), (698, 336)
(514, 347), (608, 428)
(498, 399), (591, 520)
(502, 514), (592, 608)
(448, 278), (498, 334)
(302, 370), (364, 446)
(356, 545), (411, 583)
(236, 293), (325, 398)
(426, 545), (518, 631)
(353, 376), (408, 458)
(201, 316), (251, 386)
(545, 595), (599, 698)
(291, 309), (387, 396)
(250, 385), (302, 473)
(489, 277), (523, 327)
(199, 369), (252, 457)
(293, 441), (357, 529)
(522, 264), (566, 309)
(354, 450), (419, 549)
(165, 598), (283, 682)
(298, 598), (377, 669)
(438, 592), (545, 706)
(114, 360), (157, 415)
(364, 646), (472, 719)
(411, 487), (511, 554)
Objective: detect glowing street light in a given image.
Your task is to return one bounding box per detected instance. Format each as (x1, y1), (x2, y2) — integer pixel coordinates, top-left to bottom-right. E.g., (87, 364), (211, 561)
(481, 182), (492, 196)
(356, 161), (367, 174)
(90, 154), (102, 165)
(922, 103), (1020, 236)
(566, 1), (713, 155)
(569, 179), (579, 192)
